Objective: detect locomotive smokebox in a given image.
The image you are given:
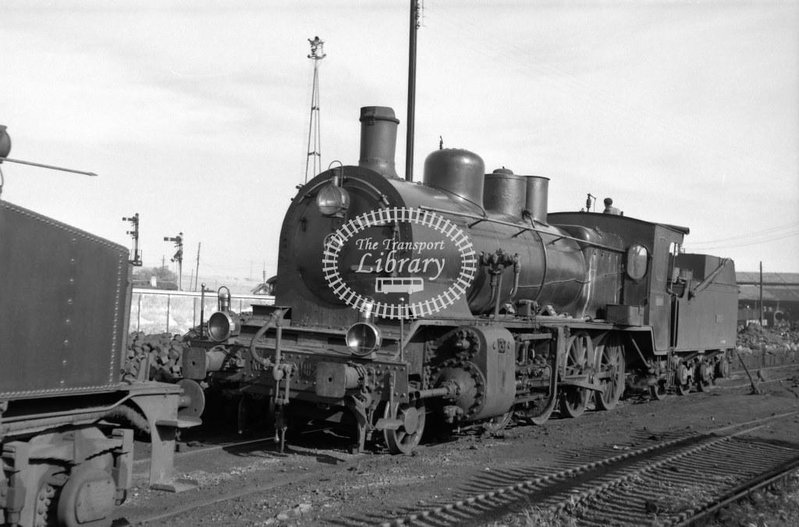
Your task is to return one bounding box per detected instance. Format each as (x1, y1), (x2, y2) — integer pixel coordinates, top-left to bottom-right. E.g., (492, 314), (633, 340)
(423, 148), (485, 208)
(359, 106), (399, 179)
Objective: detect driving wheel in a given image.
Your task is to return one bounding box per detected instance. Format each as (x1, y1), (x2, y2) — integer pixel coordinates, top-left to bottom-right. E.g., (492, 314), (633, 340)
(595, 334), (626, 411)
(560, 333), (592, 418)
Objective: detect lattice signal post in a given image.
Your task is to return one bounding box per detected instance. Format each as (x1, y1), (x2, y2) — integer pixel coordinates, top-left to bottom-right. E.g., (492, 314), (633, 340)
(305, 36), (326, 183)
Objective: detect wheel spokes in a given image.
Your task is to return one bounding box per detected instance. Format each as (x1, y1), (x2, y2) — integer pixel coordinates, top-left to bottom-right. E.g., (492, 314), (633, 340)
(595, 336), (625, 411)
(561, 333), (593, 418)
(383, 401), (426, 455)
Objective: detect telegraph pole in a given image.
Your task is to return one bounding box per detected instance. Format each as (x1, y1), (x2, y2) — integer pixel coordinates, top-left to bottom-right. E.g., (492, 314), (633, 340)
(759, 261), (764, 326)
(305, 36), (326, 183)
(405, 0), (421, 182)
(193, 242), (201, 291)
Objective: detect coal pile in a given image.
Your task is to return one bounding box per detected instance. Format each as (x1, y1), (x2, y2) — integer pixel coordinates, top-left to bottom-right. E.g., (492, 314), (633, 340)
(124, 331), (188, 382)
(737, 323), (799, 352)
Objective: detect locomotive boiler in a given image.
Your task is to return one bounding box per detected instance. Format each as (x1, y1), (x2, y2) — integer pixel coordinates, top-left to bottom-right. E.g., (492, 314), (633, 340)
(185, 106), (737, 453)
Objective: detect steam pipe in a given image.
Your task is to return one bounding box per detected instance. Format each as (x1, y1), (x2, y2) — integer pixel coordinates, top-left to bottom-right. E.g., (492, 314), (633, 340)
(493, 273), (504, 318)
(509, 258), (521, 301)
(248, 309), (285, 369)
(273, 314), (287, 381)
(487, 272), (499, 314)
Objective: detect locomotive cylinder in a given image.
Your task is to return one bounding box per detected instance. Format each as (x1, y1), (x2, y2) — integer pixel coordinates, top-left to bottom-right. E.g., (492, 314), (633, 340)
(435, 326), (516, 422)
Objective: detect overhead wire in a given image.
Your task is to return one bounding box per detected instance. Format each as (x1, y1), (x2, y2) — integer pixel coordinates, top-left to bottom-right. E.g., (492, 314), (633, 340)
(686, 231), (799, 252)
(686, 222), (799, 251)
(689, 221), (799, 244)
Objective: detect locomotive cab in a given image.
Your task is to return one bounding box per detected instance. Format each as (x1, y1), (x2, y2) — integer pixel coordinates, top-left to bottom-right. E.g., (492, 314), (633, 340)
(549, 210), (736, 394)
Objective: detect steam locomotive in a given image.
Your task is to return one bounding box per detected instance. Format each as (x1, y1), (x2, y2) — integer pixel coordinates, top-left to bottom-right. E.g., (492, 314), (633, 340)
(185, 106), (737, 454)
(1, 128), (199, 526)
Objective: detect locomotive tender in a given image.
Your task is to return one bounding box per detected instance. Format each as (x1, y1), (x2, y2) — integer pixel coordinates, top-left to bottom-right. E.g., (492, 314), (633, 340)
(186, 106), (737, 453)
(1, 153), (198, 524)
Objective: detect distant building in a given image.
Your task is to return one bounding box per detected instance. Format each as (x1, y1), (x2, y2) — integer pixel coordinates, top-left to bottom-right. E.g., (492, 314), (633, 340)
(251, 275), (277, 296)
(736, 272), (799, 326)
(131, 277), (179, 291)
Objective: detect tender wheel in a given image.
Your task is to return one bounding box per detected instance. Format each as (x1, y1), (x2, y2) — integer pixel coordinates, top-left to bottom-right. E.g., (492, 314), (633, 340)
(57, 463), (116, 527)
(696, 361), (713, 392)
(650, 380), (667, 401)
(595, 334), (626, 411)
(483, 411), (513, 434)
(383, 401), (426, 455)
(35, 476), (60, 527)
(715, 355), (730, 379)
(675, 362), (691, 395)
(560, 333), (593, 418)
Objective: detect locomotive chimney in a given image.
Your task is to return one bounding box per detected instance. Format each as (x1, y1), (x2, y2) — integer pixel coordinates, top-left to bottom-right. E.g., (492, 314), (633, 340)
(359, 106), (399, 179)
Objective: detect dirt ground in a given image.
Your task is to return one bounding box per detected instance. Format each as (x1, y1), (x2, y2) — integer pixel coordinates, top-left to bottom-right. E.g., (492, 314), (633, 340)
(117, 363), (799, 527)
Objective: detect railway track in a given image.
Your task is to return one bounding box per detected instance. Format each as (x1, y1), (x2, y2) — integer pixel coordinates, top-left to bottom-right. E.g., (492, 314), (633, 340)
(380, 413), (799, 527)
(116, 370), (799, 526)
(120, 429), (366, 525)
(724, 362), (799, 391)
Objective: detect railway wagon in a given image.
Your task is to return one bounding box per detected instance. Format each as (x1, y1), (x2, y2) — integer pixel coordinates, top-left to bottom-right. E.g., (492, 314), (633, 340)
(183, 105), (737, 454)
(1, 199), (196, 527)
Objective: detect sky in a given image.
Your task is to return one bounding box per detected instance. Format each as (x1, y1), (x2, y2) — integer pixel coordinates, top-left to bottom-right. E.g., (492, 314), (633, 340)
(2, 0), (797, 280)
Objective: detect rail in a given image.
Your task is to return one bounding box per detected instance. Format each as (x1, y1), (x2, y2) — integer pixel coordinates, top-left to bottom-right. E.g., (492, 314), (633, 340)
(380, 415), (799, 526)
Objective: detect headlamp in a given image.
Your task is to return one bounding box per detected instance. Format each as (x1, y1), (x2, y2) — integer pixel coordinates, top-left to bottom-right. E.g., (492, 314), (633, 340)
(345, 322), (381, 356)
(316, 177), (350, 217)
(208, 311), (237, 343)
